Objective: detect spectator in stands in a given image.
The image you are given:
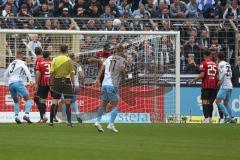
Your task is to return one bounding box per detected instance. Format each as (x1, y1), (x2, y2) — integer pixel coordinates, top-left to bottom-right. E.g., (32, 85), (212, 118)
(82, 19), (97, 30)
(44, 19), (52, 29)
(159, 20), (171, 31)
(17, 4), (32, 28)
(25, 0), (39, 15)
(187, 0), (202, 18)
(170, 0), (187, 18)
(132, 4), (150, 18)
(144, 0), (158, 13)
(27, 17), (38, 29)
(100, 5), (114, 19)
(232, 56), (240, 87)
(60, 7), (71, 29)
(73, 0), (88, 15)
(104, 19), (114, 30)
(209, 36), (221, 54)
(53, 19), (61, 29)
(197, 29), (210, 51)
(184, 35), (200, 64)
(185, 53), (199, 74)
(215, 0), (227, 19)
(217, 21), (235, 62)
(87, 0), (102, 10)
(223, 0), (240, 19)
(4, 0), (18, 15)
(57, 0), (73, 17)
(151, 2), (170, 18)
(117, 0), (133, 17)
(75, 7), (87, 17)
(2, 2), (12, 16)
(181, 20), (196, 44)
(198, 0), (215, 18)
(142, 12), (157, 30)
(17, 3), (32, 17)
(27, 34), (42, 53)
(36, 2), (54, 17)
(80, 35), (94, 51)
(130, 15), (144, 30)
(108, 0), (121, 17)
(87, 3), (101, 17)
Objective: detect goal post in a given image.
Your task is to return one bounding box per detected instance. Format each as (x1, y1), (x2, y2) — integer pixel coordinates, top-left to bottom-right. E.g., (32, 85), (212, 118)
(0, 29), (180, 123)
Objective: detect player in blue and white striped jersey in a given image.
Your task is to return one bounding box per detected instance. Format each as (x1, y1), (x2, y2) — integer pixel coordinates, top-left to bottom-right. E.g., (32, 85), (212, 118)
(4, 51), (34, 124)
(215, 53), (236, 123)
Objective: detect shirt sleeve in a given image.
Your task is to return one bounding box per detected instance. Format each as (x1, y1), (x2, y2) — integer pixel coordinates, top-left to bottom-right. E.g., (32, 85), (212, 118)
(50, 58), (55, 73)
(219, 63), (227, 80)
(199, 61), (205, 73)
(22, 62), (32, 82)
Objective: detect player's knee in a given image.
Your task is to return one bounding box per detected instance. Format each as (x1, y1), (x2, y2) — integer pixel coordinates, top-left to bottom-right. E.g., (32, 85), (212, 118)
(13, 98), (18, 103)
(215, 98), (221, 104)
(202, 100), (209, 105)
(40, 99), (46, 104)
(23, 95), (30, 101)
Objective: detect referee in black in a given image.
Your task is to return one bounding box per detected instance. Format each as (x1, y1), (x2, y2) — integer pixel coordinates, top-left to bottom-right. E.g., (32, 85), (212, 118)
(49, 44), (75, 127)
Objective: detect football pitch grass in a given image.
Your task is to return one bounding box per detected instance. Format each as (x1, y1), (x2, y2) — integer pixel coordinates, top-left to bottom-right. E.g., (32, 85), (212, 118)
(0, 124), (239, 160)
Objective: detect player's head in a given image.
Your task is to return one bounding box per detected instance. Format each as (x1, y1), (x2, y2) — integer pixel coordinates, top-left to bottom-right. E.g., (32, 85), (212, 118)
(60, 44), (68, 54)
(43, 50), (50, 58)
(103, 44), (110, 52)
(68, 53), (76, 61)
(16, 51), (25, 60)
(203, 49), (211, 59)
(218, 53), (225, 61)
(116, 44), (124, 56)
(35, 47), (42, 56)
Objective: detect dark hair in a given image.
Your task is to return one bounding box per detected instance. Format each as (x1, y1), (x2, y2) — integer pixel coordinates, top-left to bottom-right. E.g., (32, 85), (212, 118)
(203, 49), (211, 57)
(60, 44), (68, 53)
(218, 53), (225, 60)
(16, 51), (25, 55)
(43, 51), (50, 58)
(35, 47), (42, 56)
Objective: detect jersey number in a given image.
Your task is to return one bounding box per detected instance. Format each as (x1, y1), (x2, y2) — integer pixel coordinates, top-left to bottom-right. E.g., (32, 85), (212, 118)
(109, 60), (116, 72)
(44, 63), (51, 75)
(226, 65), (232, 77)
(9, 63), (16, 73)
(207, 64), (217, 76)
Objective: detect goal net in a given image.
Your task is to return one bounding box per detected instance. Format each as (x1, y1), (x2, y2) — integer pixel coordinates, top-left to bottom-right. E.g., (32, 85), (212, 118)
(0, 30), (180, 123)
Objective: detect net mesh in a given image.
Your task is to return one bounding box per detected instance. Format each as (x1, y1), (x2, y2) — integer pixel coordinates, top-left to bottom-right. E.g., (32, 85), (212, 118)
(0, 31), (179, 123)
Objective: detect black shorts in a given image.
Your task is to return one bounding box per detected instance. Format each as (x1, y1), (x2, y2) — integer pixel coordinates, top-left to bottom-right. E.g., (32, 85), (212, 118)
(201, 88), (218, 100)
(51, 78), (74, 99)
(36, 85), (51, 99)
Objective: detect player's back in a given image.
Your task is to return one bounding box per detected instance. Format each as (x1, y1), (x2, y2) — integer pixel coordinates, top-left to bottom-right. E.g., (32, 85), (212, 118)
(6, 60), (28, 85)
(102, 55), (125, 87)
(36, 58), (51, 86)
(200, 59), (218, 89)
(218, 61), (233, 89)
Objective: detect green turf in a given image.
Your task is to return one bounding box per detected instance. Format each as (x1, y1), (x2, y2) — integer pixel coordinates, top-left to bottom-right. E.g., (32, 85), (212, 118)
(0, 124), (240, 160)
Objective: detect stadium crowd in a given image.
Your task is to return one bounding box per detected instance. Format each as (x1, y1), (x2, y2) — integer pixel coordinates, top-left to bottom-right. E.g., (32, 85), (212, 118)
(0, 0), (239, 74)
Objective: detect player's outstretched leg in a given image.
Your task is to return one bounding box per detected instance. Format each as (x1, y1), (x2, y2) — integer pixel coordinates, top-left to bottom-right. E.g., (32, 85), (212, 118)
(13, 101), (21, 124)
(107, 106), (118, 132)
(34, 96), (44, 122)
(71, 102), (82, 123)
(40, 102), (48, 123)
(94, 106), (105, 132)
(23, 94), (33, 124)
(65, 103), (73, 127)
(49, 103), (57, 127)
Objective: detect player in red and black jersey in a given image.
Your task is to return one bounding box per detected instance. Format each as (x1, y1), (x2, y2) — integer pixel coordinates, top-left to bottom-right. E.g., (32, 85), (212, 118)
(88, 44), (112, 84)
(189, 50), (219, 123)
(33, 47), (44, 121)
(35, 51), (51, 123)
